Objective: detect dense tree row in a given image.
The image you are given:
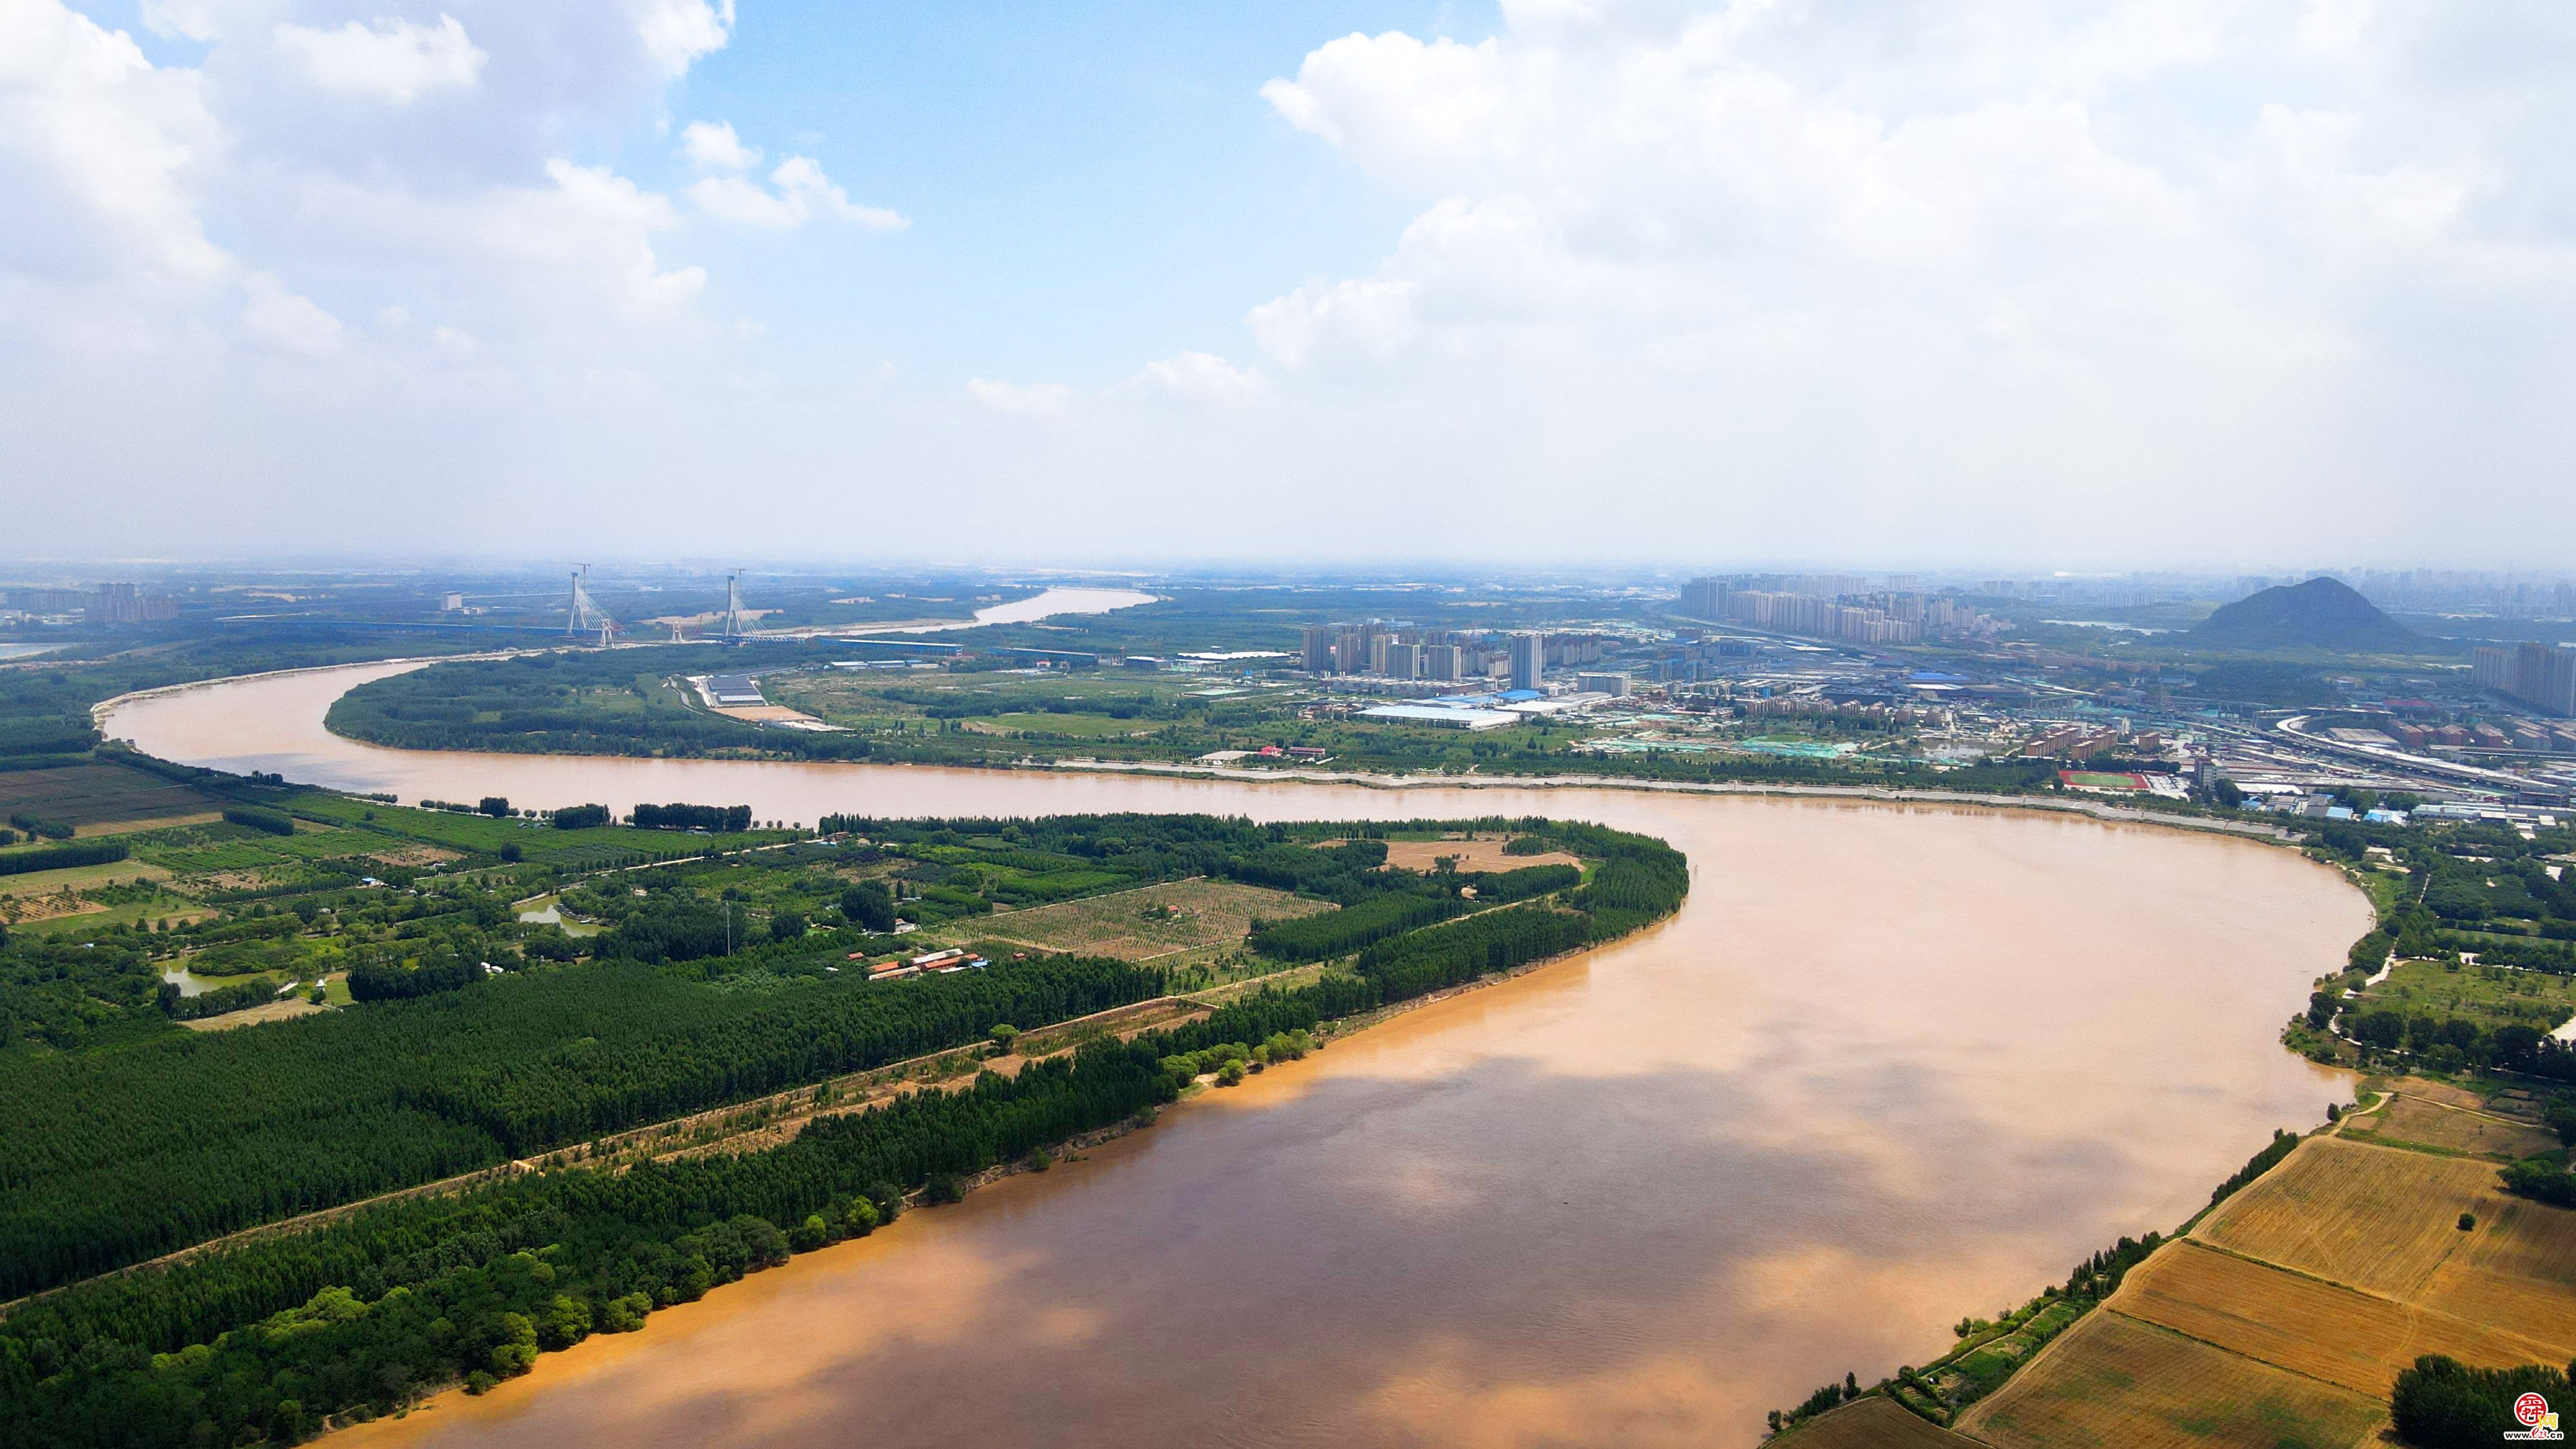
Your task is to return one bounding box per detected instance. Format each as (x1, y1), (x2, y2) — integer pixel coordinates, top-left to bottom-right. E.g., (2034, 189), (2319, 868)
(1249, 891), (1467, 961)
(1468, 863), (1582, 902)
(1354, 904), (1595, 1001)
(629, 802), (753, 833)
(0, 1040), (1178, 1448)
(0, 954), (1160, 1298)
(2391, 1355), (2576, 1448)
(0, 838), (129, 876)
(219, 808), (295, 837)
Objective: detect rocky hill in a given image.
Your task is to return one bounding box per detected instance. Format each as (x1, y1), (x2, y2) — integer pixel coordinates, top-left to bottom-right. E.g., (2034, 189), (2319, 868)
(2189, 577), (2416, 650)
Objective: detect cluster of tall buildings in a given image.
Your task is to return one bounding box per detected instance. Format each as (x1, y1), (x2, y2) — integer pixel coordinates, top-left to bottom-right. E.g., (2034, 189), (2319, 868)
(86, 583), (178, 625)
(1302, 625), (1473, 683)
(1302, 624), (1606, 692)
(2348, 571), (2576, 620)
(2472, 642), (2576, 717)
(3, 583), (179, 624)
(1677, 576), (1997, 646)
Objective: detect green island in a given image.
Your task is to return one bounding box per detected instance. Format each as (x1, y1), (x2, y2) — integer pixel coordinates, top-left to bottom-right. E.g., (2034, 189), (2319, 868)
(0, 786), (1687, 1446)
(320, 638), (2090, 797)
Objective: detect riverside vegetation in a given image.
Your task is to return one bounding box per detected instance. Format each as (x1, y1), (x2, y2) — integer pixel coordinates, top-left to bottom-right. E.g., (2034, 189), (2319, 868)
(0, 801), (1687, 1448)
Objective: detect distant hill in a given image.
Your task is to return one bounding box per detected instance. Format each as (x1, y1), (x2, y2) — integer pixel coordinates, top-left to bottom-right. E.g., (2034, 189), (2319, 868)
(2188, 577), (2416, 650)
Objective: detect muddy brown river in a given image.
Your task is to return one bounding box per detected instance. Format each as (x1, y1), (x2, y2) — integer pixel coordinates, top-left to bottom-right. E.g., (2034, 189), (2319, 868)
(103, 663), (2365, 1448)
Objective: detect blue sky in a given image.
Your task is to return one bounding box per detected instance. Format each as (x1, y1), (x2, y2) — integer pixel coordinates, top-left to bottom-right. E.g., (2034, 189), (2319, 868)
(665, 3), (1458, 384)
(5, 1), (2575, 567)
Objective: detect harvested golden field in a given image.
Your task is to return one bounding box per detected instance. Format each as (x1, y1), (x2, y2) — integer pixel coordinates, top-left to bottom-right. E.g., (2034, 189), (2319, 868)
(1958, 1310), (2385, 1449)
(2109, 1241), (2557, 1396)
(1784, 1397), (1972, 1448)
(981, 877), (1327, 960)
(2382, 1075), (2486, 1111)
(1378, 836), (1581, 872)
(2416, 1196), (2576, 1357)
(2343, 1094), (2562, 1159)
(2193, 1137), (2501, 1297)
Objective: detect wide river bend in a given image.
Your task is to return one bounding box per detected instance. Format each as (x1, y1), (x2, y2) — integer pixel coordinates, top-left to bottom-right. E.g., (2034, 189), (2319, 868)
(102, 664), (2365, 1448)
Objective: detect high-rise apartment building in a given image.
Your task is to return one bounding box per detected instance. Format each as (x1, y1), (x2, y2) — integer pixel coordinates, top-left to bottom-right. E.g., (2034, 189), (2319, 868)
(88, 583), (142, 625)
(1334, 627), (1372, 675)
(2474, 643), (2576, 715)
(1421, 644), (1463, 681)
(1382, 643), (1419, 679)
(1510, 634), (1546, 691)
(1302, 626), (1334, 673)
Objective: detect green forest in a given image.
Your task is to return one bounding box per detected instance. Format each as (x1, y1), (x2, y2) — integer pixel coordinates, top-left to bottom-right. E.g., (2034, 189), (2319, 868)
(0, 801), (1690, 1448)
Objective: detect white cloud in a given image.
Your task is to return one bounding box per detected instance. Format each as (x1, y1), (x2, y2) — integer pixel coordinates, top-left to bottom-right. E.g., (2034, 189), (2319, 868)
(240, 270), (343, 352)
(969, 377), (1074, 417)
(1245, 276), (1415, 368)
(687, 155), (906, 230)
(634, 0), (734, 77)
(679, 118), (758, 169)
(1139, 350), (1265, 402)
(274, 14), (487, 103)
(0, 0), (228, 288)
(485, 160), (704, 318)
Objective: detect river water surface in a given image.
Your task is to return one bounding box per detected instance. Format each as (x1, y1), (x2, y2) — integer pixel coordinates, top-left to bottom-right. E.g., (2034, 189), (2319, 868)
(102, 666), (2365, 1448)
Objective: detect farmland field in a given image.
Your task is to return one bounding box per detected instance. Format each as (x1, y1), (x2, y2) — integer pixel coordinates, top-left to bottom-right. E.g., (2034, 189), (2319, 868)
(0, 760), (229, 828)
(129, 821), (400, 874)
(1957, 1311), (2385, 1449)
(2340, 1093), (2563, 1159)
(2417, 1195), (2576, 1356)
(2192, 1137), (2505, 1297)
(2107, 1240), (2557, 1395)
(1785, 1396), (1973, 1448)
(980, 877), (1329, 960)
(1378, 835), (1583, 872)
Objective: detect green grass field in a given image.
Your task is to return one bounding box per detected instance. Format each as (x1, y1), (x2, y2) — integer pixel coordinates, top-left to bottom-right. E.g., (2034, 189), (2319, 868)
(290, 793), (793, 864)
(0, 858), (171, 898)
(2060, 770), (2148, 791)
(972, 712), (1162, 738)
(2358, 958), (2575, 1034)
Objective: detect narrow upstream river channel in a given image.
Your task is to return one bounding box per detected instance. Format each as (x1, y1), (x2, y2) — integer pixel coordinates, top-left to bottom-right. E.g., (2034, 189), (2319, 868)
(102, 665), (2365, 1448)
